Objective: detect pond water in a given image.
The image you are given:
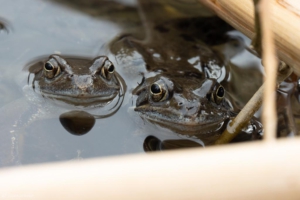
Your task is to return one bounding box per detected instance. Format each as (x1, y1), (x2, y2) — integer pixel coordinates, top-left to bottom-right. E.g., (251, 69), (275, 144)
(0, 0), (289, 167)
(0, 0), (145, 166)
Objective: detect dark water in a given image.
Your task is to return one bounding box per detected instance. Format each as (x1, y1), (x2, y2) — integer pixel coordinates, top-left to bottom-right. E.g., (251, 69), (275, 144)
(0, 0), (290, 167)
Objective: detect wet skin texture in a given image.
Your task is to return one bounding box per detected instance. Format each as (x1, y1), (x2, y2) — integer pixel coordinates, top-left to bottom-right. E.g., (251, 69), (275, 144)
(133, 73), (233, 144)
(110, 17), (230, 79)
(111, 15), (261, 144)
(27, 55), (124, 107)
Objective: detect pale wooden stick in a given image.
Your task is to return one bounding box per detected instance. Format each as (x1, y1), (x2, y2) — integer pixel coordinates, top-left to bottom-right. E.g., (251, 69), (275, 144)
(215, 85), (263, 145)
(1, 138), (300, 199)
(260, 0), (277, 141)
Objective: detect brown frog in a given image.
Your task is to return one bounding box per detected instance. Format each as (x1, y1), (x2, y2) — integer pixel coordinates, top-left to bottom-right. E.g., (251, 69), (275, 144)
(133, 73), (234, 144)
(134, 73), (262, 145)
(110, 16), (235, 82)
(109, 8), (250, 145)
(27, 54), (125, 107)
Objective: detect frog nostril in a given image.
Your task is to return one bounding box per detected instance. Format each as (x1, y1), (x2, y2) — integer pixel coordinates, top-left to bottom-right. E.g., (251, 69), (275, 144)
(178, 102), (183, 106)
(186, 106), (194, 111)
(136, 93), (148, 107)
(206, 93), (211, 101)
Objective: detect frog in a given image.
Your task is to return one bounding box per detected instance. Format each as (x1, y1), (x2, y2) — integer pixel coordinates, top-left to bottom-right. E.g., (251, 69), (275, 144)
(0, 54), (127, 166)
(109, 3), (250, 146)
(133, 73), (233, 144)
(133, 73), (263, 145)
(27, 54), (126, 109)
(110, 16), (236, 80)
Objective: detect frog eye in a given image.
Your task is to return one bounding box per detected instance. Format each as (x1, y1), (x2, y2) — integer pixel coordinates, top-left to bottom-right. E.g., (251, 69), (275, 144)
(211, 85), (225, 104)
(43, 59), (61, 79)
(150, 80), (168, 102)
(101, 60), (115, 80)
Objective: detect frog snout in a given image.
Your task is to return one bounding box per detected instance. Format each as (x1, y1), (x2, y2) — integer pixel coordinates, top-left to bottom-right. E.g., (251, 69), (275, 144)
(74, 75), (93, 91)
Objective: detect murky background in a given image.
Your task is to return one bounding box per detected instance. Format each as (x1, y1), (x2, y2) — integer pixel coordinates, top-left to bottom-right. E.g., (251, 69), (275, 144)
(0, 0), (269, 167)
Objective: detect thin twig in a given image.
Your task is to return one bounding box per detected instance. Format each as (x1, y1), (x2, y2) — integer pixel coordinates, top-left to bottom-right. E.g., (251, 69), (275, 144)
(215, 85), (263, 145)
(250, 0), (262, 56)
(215, 63), (292, 145)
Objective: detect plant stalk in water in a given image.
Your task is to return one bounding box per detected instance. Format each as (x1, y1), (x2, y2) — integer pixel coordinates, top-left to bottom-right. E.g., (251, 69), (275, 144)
(215, 0), (293, 144)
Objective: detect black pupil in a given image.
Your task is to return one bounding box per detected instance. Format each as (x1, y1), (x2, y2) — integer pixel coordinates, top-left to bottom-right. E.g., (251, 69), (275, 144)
(217, 87), (225, 97)
(151, 84), (161, 94)
(108, 64), (114, 73)
(45, 62), (53, 70)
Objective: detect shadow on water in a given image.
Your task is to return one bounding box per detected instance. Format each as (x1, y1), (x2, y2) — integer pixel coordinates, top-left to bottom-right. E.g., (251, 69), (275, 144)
(0, 17), (10, 33)
(143, 135), (202, 152)
(47, 0), (142, 29)
(60, 111), (95, 136)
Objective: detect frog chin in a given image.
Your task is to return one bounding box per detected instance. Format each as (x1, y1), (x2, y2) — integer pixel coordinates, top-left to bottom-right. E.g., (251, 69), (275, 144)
(135, 106), (229, 136)
(147, 116), (227, 135)
(40, 91), (119, 107)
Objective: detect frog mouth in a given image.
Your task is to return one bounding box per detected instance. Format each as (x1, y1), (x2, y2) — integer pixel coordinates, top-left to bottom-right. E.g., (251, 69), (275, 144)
(40, 91), (119, 106)
(135, 107), (229, 136)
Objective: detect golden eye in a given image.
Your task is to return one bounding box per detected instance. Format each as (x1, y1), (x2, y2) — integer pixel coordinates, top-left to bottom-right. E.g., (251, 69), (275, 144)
(43, 59), (61, 79)
(150, 80), (168, 102)
(211, 85), (225, 104)
(101, 60), (115, 80)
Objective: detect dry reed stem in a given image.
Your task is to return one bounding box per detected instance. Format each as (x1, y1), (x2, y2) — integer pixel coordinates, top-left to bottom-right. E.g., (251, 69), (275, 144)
(215, 86), (263, 145)
(215, 0), (293, 144)
(251, 0), (262, 55)
(198, 0), (300, 76)
(215, 63), (292, 144)
(260, 0), (277, 141)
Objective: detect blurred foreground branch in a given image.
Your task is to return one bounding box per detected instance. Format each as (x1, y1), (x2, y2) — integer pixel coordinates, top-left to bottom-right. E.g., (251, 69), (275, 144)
(198, 0), (300, 76)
